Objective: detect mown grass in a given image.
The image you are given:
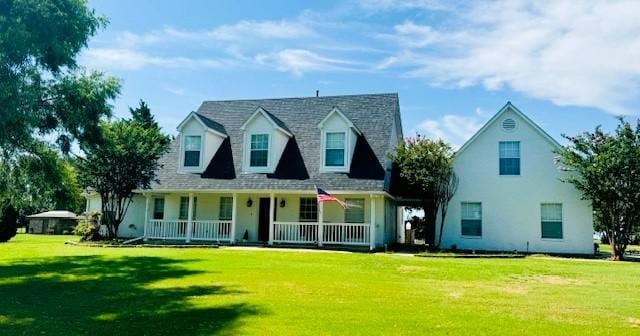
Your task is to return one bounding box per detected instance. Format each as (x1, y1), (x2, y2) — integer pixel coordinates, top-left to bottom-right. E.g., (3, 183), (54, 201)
(1, 234), (639, 335)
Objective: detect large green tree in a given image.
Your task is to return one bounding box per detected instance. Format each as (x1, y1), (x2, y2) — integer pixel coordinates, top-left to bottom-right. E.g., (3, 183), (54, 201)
(1, 145), (83, 214)
(556, 119), (640, 260)
(0, 0), (119, 241)
(390, 135), (457, 248)
(77, 106), (170, 239)
(0, 0), (120, 153)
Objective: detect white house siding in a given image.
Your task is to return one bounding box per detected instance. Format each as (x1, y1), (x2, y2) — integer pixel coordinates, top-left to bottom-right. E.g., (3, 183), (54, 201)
(86, 194), (146, 238)
(438, 107), (593, 255)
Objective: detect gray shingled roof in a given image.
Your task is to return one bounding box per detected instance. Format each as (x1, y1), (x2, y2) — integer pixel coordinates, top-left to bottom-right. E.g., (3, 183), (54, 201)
(194, 113), (227, 135)
(152, 93), (401, 192)
(261, 108), (292, 135)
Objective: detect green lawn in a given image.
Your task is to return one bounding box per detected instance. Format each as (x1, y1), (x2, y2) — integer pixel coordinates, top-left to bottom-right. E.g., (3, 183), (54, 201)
(1, 235), (639, 335)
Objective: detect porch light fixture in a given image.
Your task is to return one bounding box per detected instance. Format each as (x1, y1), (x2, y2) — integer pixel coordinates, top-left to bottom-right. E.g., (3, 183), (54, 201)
(279, 199), (286, 208)
(246, 198), (253, 207)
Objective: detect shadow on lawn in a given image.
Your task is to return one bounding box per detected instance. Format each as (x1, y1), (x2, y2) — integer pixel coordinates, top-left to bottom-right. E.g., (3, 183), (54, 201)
(0, 255), (261, 335)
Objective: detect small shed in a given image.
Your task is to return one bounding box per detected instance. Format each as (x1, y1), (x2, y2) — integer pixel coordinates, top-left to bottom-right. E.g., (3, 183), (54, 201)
(27, 211), (78, 234)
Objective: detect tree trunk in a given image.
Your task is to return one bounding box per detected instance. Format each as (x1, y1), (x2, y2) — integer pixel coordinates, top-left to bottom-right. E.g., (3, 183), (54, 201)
(436, 209), (447, 249)
(610, 234), (625, 261)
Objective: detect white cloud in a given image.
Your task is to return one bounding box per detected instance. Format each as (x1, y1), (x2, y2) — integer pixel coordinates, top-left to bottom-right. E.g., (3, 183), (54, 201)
(415, 114), (484, 148)
(255, 49), (364, 75)
(208, 20), (317, 41)
(378, 0), (640, 115)
(81, 48), (230, 70)
(359, 0), (451, 11)
(113, 20), (317, 47)
(376, 21), (441, 48)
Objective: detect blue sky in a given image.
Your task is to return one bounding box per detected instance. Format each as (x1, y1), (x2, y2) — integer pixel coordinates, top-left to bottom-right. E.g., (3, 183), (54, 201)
(82, 0), (640, 147)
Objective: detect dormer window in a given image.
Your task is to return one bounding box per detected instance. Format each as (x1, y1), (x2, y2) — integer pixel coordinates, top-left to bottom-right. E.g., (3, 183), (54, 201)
(325, 132), (346, 166)
(183, 135), (202, 167)
(318, 107), (361, 173)
(176, 112), (227, 173)
(240, 107), (292, 173)
(250, 134), (269, 167)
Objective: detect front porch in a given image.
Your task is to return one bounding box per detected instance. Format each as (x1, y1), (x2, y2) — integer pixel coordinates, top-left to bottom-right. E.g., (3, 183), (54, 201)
(141, 191), (386, 249)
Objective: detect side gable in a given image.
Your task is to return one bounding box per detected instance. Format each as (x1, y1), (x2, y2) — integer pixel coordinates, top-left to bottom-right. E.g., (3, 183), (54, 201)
(456, 102), (561, 157)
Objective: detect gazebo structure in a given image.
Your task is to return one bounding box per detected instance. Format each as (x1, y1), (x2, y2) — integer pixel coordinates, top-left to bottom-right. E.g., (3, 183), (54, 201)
(27, 211), (79, 234)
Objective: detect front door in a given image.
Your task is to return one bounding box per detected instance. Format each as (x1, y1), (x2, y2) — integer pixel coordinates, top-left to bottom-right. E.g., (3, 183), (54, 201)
(258, 198), (270, 241)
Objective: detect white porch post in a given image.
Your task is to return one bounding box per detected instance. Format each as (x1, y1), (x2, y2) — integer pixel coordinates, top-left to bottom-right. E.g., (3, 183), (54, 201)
(186, 193), (194, 243)
(268, 193), (275, 245)
(231, 193), (238, 244)
(369, 194), (376, 250)
(318, 201), (324, 247)
(143, 193), (150, 241)
(397, 206), (405, 244)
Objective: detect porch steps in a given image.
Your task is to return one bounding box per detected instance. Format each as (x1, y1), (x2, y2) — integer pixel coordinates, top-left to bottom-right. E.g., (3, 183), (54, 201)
(123, 236), (144, 245)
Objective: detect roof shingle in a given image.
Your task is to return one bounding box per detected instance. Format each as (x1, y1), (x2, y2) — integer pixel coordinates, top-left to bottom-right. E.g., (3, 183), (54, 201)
(152, 93), (401, 192)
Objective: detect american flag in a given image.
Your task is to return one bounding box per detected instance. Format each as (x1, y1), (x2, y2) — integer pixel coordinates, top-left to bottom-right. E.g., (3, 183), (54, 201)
(316, 187), (348, 209)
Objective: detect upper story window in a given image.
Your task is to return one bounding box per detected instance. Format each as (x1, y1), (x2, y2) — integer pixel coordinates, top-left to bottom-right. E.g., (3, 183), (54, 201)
(325, 132), (346, 167)
(318, 107), (361, 173)
(499, 141), (520, 175)
(183, 135), (202, 167)
(250, 134), (269, 167)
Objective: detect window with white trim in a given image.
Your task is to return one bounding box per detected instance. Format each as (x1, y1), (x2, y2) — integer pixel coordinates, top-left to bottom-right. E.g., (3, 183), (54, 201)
(250, 134), (269, 167)
(325, 132), (346, 167)
(344, 198), (365, 223)
(541, 203), (563, 239)
(219, 197), (233, 221)
(179, 196), (197, 220)
(153, 198), (164, 220)
(461, 202), (482, 236)
(299, 198), (318, 222)
(499, 141), (520, 175)
(183, 135), (201, 167)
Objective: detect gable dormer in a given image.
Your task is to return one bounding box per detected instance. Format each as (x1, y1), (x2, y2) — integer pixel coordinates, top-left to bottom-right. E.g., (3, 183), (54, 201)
(176, 112), (227, 173)
(318, 107), (361, 173)
(239, 107), (293, 173)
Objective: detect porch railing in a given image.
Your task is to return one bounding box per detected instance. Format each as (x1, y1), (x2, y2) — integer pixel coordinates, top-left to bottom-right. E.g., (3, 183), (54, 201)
(323, 223), (370, 245)
(146, 219), (232, 242)
(147, 220), (188, 240)
(273, 222), (318, 243)
(191, 220), (232, 241)
(273, 221), (370, 245)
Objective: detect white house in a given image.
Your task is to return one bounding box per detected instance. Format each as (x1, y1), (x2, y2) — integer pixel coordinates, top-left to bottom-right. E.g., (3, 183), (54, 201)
(86, 93), (404, 249)
(437, 102), (594, 254)
(85, 95), (593, 254)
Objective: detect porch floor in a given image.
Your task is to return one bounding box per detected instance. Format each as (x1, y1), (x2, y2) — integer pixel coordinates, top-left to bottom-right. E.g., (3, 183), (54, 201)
(140, 239), (374, 252)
